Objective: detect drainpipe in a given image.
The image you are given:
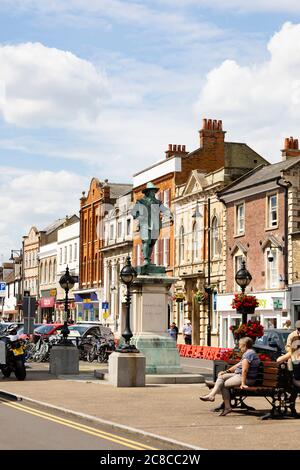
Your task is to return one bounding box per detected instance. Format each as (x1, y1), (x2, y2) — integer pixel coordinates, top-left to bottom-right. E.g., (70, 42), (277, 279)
(275, 177), (292, 289)
(206, 197), (212, 346)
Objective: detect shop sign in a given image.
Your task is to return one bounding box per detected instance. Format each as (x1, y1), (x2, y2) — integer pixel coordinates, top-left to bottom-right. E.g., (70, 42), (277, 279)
(257, 299), (267, 308)
(50, 289), (57, 297)
(40, 297), (55, 308)
(273, 298), (283, 309)
(103, 311), (110, 320)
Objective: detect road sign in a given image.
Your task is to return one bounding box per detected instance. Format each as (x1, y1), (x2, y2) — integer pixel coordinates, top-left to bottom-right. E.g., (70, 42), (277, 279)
(103, 311), (110, 320)
(0, 282), (6, 298)
(23, 296), (36, 334)
(102, 302), (109, 310)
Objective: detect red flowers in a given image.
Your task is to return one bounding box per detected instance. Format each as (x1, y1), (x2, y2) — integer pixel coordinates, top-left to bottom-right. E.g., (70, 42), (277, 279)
(258, 353), (272, 362)
(231, 293), (259, 310)
(230, 320), (264, 340)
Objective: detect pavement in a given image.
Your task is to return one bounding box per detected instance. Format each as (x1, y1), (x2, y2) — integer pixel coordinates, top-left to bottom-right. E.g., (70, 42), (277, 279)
(0, 359), (300, 450)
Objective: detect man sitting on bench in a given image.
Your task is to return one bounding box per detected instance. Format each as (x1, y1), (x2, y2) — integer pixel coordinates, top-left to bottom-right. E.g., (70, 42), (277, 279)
(200, 337), (260, 416)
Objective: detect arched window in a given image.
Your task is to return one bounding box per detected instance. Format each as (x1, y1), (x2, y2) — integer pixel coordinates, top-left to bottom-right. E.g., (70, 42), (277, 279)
(53, 259), (56, 283)
(179, 226), (185, 263)
(82, 256), (87, 283)
(192, 222), (199, 262)
(40, 263), (44, 284)
(211, 217), (219, 258)
(48, 260), (52, 284)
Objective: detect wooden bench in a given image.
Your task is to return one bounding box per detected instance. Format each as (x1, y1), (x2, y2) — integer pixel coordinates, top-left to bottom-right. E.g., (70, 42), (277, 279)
(211, 361), (299, 420)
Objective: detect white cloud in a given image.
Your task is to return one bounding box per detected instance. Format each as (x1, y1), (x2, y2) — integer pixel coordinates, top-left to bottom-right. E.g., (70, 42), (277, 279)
(0, 167), (87, 259)
(0, 0), (222, 42)
(155, 0), (300, 14)
(0, 42), (109, 127)
(195, 22), (300, 162)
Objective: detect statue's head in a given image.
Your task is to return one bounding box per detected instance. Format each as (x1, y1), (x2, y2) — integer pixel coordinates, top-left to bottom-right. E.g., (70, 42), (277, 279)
(142, 181), (159, 197)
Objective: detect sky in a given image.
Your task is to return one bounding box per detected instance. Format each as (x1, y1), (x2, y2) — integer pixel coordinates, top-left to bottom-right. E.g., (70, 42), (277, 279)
(1, 0), (300, 261)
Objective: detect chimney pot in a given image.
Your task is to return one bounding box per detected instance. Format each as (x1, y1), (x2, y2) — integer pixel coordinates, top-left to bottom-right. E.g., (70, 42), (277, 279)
(202, 118), (207, 130)
(294, 139), (299, 150)
(182, 145), (186, 152)
(207, 119), (212, 130)
(178, 145), (181, 151)
(213, 119), (218, 130)
(284, 138), (290, 150)
(168, 144), (172, 150)
(173, 144), (177, 151)
(218, 120), (222, 130)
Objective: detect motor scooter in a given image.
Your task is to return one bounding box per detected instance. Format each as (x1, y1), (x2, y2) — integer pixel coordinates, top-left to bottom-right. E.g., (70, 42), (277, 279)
(0, 334), (26, 380)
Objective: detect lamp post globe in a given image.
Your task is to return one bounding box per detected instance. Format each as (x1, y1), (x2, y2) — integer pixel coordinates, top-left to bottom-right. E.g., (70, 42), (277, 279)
(118, 256), (139, 352)
(59, 266), (75, 291)
(235, 260), (253, 325)
(235, 260), (252, 293)
(59, 266), (75, 345)
(120, 259), (135, 285)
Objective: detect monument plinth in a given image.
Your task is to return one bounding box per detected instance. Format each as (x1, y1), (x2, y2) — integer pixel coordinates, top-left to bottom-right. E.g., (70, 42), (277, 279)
(131, 274), (182, 374)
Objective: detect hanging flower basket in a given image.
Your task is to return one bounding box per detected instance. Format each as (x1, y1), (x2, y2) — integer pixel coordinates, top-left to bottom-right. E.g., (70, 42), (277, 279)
(173, 293), (185, 303)
(230, 320), (264, 342)
(231, 293), (259, 310)
(194, 291), (208, 304)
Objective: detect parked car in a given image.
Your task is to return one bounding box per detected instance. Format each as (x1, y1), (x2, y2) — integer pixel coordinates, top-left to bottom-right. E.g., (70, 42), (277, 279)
(33, 323), (63, 342)
(61, 324), (114, 341)
(253, 329), (293, 360)
(18, 324), (42, 340)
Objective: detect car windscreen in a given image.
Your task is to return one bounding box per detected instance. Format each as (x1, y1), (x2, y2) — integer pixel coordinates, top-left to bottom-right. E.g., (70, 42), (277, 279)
(34, 325), (55, 334)
(67, 325), (90, 336)
(280, 331), (291, 344)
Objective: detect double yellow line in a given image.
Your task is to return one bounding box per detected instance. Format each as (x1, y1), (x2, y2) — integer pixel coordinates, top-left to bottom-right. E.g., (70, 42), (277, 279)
(0, 398), (157, 450)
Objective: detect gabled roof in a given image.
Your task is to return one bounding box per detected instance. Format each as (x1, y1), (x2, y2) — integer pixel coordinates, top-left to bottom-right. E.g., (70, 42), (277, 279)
(181, 170), (207, 198)
(220, 156), (300, 196)
(109, 183), (133, 199)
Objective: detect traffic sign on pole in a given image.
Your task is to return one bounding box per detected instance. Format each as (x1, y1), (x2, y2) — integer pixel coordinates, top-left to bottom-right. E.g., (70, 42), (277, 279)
(23, 296), (36, 334)
(0, 282), (6, 298)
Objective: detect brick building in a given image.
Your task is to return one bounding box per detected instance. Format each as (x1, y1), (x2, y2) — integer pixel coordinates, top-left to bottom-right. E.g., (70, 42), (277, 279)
(133, 117), (268, 341)
(133, 118), (268, 273)
(218, 137), (300, 347)
(76, 178), (132, 321)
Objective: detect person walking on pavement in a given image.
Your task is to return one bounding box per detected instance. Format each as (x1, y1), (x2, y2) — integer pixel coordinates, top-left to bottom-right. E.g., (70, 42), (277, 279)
(183, 320), (192, 345)
(167, 322), (178, 341)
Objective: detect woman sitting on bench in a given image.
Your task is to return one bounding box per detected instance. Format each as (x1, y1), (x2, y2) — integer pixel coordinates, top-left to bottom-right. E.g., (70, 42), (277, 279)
(277, 320), (300, 388)
(199, 337), (260, 416)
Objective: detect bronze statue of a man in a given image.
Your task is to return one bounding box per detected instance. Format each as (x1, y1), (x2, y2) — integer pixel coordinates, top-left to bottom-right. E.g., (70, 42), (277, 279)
(132, 182), (173, 266)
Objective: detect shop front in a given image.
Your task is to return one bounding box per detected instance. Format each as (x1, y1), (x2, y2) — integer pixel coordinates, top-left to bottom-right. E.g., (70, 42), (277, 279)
(74, 291), (100, 322)
(40, 296), (55, 323)
(217, 290), (288, 348)
(54, 301), (76, 322)
(290, 284), (300, 324)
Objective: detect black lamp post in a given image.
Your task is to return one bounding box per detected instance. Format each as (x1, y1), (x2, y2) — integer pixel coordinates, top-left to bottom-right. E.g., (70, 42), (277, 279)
(117, 256), (139, 353)
(59, 266), (75, 345)
(9, 249), (22, 261)
(235, 260), (252, 324)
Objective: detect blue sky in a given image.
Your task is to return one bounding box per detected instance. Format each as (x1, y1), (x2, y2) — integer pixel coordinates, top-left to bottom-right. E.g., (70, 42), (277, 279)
(1, 0), (300, 260)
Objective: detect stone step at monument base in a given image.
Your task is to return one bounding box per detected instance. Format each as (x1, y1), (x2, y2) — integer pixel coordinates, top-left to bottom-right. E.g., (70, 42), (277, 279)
(101, 372), (204, 384)
(146, 373), (205, 384)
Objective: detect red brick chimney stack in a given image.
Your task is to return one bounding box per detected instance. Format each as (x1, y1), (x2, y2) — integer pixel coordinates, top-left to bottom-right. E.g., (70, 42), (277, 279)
(165, 143), (188, 159)
(281, 136), (300, 160)
(199, 118), (226, 168)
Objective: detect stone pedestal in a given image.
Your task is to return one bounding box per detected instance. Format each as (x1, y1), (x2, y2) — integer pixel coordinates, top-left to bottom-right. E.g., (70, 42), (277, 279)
(49, 346), (79, 375)
(131, 274), (182, 374)
(108, 352), (146, 387)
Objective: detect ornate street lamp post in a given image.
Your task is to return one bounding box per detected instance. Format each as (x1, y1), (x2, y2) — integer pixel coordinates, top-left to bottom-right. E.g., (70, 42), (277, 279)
(59, 266), (75, 345)
(118, 256), (139, 353)
(235, 260), (252, 324)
